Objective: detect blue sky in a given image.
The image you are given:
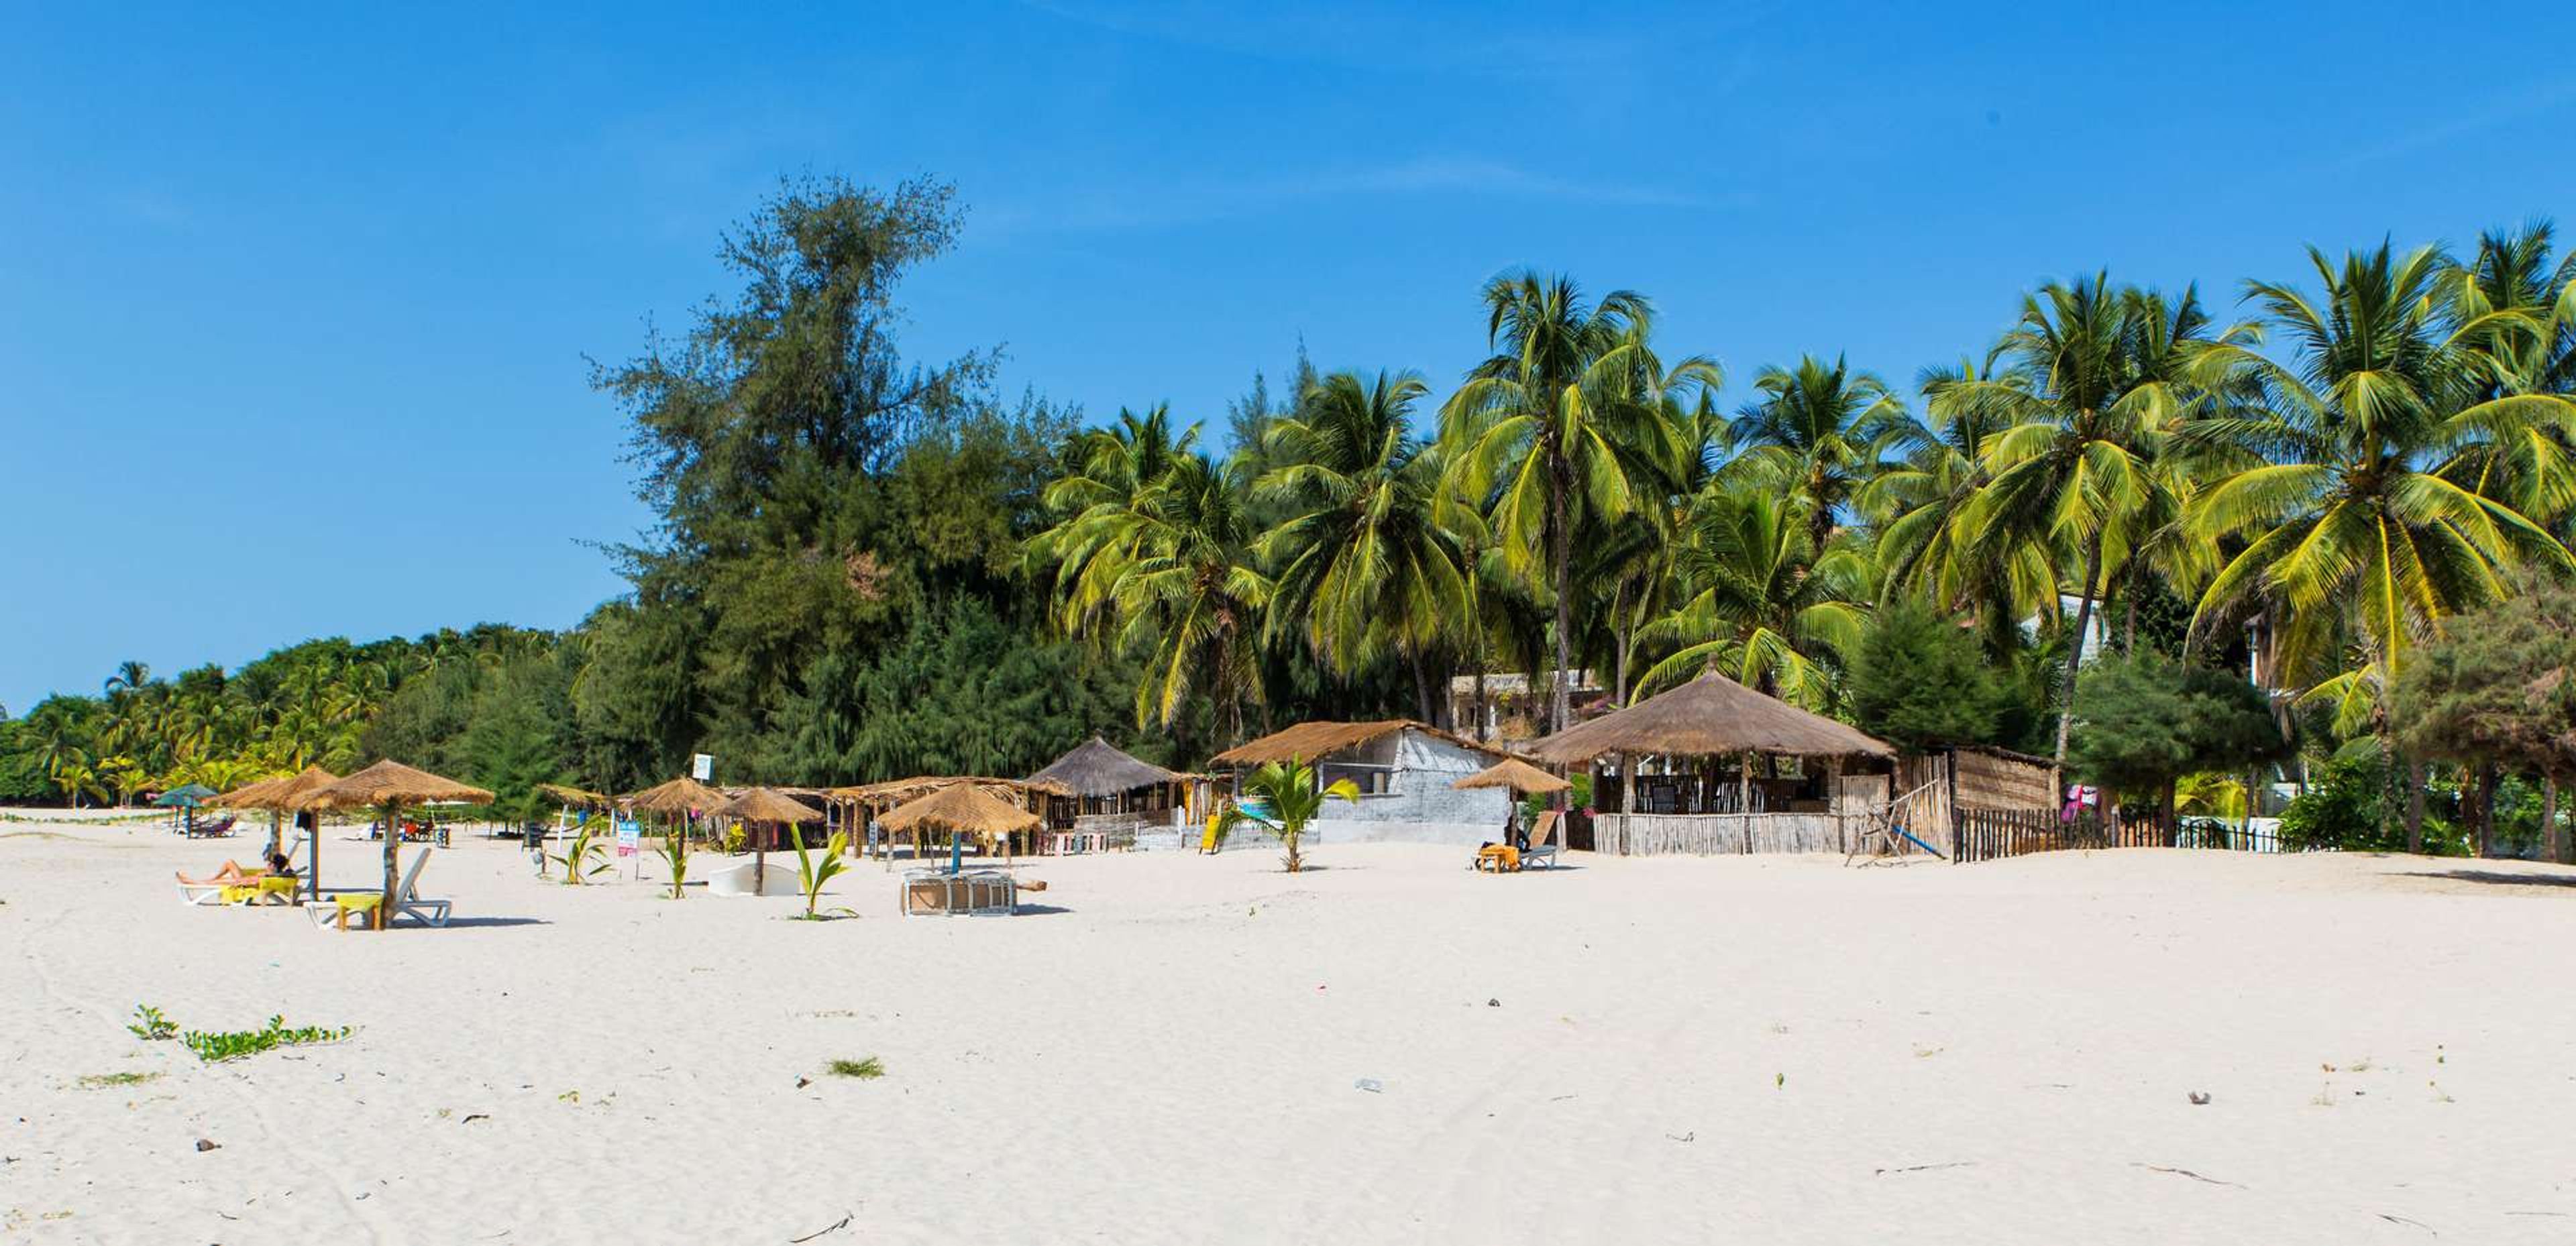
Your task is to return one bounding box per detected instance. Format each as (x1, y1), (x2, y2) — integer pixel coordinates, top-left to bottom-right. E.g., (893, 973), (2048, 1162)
(5, 1), (2574, 712)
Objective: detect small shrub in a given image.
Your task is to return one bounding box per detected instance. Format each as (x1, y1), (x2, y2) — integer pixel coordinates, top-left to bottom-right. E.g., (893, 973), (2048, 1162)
(826, 1056), (884, 1080)
(76, 1071), (161, 1088)
(127, 1005), (176, 1041)
(180, 1015), (352, 1063)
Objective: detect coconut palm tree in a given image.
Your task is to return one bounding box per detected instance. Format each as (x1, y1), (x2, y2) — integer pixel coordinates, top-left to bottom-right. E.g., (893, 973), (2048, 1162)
(2440, 223), (2576, 525)
(2184, 242), (2576, 737)
(1868, 351), (2058, 646)
(1440, 272), (1721, 732)
(1110, 451), (1275, 742)
(1032, 404), (1198, 640)
(1939, 275), (2232, 771)
(1219, 758), (1359, 872)
(1723, 353), (1907, 552)
(1633, 486), (1872, 707)
(103, 661), (151, 697)
(1255, 370), (1472, 717)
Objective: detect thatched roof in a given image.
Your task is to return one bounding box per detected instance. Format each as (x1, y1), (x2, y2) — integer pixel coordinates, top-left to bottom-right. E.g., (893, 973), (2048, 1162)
(1028, 736), (1182, 797)
(535, 782), (612, 808)
(1452, 757), (1570, 795)
(716, 787), (824, 825)
(830, 775), (1065, 807)
(876, 782), (1042, 835)
(624, 776), (727, 815)
(1210, 720), (1502, 768)
(294, 760), (494, 810)
(215, 766), (341, 811)
(1525, 672), (1894, 764)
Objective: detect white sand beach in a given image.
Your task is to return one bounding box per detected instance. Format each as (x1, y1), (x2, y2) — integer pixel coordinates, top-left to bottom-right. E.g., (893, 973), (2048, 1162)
(8, 818), (2576, 1243)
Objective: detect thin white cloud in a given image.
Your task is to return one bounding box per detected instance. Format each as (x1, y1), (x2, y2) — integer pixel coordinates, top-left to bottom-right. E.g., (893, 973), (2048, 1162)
(977, 153), (1730, 239)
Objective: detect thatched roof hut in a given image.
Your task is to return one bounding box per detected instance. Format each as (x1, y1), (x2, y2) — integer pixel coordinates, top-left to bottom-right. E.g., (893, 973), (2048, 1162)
(1525, 673), (1893, 765)
(1028, 736), (1180, 797)
(1452, 757), (1570, 795)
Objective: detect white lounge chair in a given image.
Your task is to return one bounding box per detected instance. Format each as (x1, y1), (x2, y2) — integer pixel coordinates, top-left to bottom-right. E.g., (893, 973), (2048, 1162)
(306, 847), (451, 929)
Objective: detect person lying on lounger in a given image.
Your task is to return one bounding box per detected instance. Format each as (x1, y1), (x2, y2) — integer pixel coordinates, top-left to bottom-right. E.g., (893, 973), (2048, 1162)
(176, 859), (268, 886)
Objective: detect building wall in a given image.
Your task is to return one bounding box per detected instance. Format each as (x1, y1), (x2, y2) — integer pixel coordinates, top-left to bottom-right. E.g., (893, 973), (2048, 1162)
(1309, 728), (1509, 846)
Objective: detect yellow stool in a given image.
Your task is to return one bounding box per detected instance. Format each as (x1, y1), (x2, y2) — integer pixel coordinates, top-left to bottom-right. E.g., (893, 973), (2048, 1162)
(331, 894), (385, 930)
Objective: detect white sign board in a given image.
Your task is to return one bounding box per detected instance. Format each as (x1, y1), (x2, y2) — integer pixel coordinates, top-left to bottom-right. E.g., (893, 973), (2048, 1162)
(614, 817), (641, 858)
(692, 753), (714, 781)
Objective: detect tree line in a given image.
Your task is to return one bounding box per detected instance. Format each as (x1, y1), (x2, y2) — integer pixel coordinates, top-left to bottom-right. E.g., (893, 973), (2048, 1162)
(5, 174), (2573, 857)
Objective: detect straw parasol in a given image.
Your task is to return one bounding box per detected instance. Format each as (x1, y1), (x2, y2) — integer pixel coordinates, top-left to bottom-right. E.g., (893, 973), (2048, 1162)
(1452, 756), (1571, 795)
(625, 776), (727, 817)
(878, 781), (1042, 872)
(213, 765), (340, 868)
(714, 787), (824, 892)
(536, 782), (613, 809)
(294, 760), (494, 929)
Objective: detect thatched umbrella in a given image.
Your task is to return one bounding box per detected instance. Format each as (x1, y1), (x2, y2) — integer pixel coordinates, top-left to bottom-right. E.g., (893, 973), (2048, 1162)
(294, 760), (494, 929)
(625, 776), (727, 819)
(536, 782), (612, 809)
(214, 765), (340, 872)
(879, 781), (1041, 872)
(713, 787), (824, 893)
(1452, 757), (1571, 795)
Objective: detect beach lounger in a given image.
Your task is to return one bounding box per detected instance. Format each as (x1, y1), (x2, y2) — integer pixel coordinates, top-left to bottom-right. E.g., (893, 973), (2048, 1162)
(306, 847), (450, 929)
(1521, 811), (1562, 870)
(176, 861), (266, 905)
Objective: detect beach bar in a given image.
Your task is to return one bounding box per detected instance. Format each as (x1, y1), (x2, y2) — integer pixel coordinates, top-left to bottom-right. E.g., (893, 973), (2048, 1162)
(1525, 672), (1899, 856)
(1025, 735), (1189, 852)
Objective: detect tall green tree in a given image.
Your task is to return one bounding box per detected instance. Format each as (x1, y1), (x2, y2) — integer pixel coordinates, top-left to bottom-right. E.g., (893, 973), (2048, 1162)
(1256, 370), (1471, 717)
(1939, 275), (2228, 772)
(1441, 272), (1720, 732)
(1724, 353), (1905, 552)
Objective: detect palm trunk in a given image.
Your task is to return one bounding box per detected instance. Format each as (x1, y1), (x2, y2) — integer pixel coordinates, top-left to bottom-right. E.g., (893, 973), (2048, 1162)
(1548, 464), (1574, 736)
(1607, 579), (1627, 705)
(1409, 651), (1434, 724)
(2050, 530), (2108, 789)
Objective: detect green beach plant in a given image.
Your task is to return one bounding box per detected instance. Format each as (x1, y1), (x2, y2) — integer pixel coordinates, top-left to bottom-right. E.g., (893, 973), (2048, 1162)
(789, 829), (853, 919)
(126, 1005), (176, 1041)
(549, 821), (612, 885)
(657, 817), (690, 899)
(1220, 757), (1359, 872)
(179, 1015), (352, 1063)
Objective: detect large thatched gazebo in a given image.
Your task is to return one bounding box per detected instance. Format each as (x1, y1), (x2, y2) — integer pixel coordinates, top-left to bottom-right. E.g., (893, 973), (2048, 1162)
(1026, 736), (1188, 847)
(1525, 672), (1895, 856)
(829, 776), (1062, 862)
(293, 760), (494, 927)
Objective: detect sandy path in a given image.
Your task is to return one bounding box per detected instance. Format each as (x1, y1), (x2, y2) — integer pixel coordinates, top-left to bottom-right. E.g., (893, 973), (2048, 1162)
(5, 817), (2575, 1243)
